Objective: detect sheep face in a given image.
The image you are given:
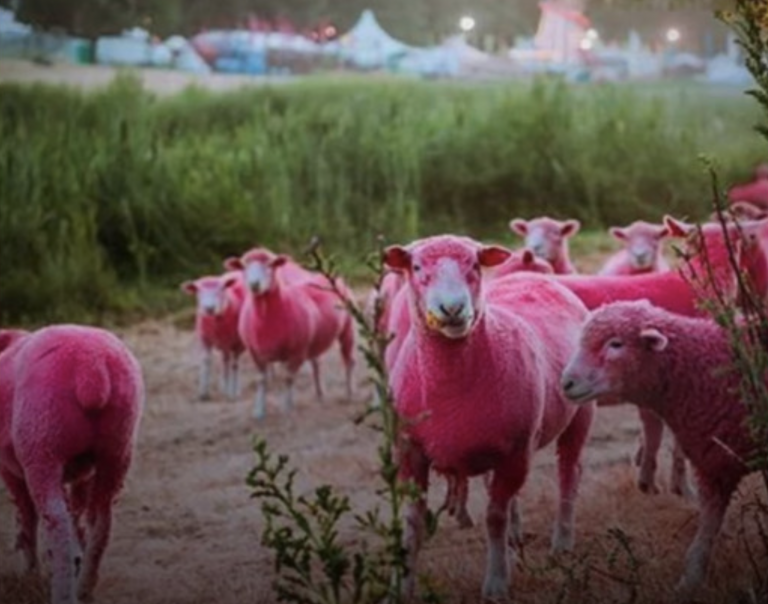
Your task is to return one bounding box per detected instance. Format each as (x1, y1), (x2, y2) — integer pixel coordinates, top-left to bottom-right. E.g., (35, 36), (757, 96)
(610, 221), (669, 270)
(225, 250), (287, 296)
(509, 217), (580, 264)
(181, 275), (239, 316)
(383, 236), (509, 339)
(561, 302), (668, 404)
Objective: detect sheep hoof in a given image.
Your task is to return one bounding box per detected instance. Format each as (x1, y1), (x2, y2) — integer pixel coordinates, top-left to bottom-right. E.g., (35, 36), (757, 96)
(481, 576), (510, 603)
(637, 479), (659, 495)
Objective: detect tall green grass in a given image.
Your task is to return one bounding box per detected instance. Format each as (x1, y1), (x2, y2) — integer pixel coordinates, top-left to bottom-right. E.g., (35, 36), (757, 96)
(0, 73), (764, 324)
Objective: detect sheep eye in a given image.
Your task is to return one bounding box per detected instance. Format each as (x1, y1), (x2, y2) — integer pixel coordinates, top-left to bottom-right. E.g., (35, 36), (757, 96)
(412, 264), (421, 273)
(607, 339), (623, 350)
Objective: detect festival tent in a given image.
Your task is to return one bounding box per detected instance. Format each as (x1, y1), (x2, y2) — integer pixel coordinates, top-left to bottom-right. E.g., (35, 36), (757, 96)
(336, 9), (415, 69)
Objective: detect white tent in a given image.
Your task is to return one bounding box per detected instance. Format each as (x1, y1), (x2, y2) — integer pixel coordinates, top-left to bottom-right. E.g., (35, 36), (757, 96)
(337, 9), (414, 69)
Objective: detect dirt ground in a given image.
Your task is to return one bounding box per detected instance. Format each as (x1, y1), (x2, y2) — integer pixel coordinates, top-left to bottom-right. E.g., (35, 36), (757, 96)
(1, 60), (766, 603)
(0, 293), (766, 604)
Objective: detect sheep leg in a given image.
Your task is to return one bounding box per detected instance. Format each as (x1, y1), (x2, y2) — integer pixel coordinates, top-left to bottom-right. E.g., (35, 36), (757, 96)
(252, 359), (269, 421)
(198, 348), (212, 401)
(1, 468), (38, 572)
(675, 479), (732, 598)
(282, 363), (299, 413)
(508, 497), (522, 549)
(310, 358), (324, 401)
(444, 474), (473, 528)
(26, 467), (78, 604)
(230, 355), (241, 400)
(77, 457), (130, 603)
(552, 402), (594, 552)
(670, 438), (695, 501)
(636, 407), (663, 494)
(398, 439), (430, 601)
(68, 478), (93, 559)
(221, 352), (231, 398)
(483, 459), (529, 603)
(339, 317), (355, 402)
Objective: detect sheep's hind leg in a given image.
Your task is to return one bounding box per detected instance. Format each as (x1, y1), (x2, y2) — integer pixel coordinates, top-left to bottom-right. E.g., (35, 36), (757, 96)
(1, 468), (38, 572)
(552, 402), (594, 553)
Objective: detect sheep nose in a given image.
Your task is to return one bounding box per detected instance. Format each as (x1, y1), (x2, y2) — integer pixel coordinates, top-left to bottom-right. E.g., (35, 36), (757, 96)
(439, 302), (465, 318)
(561, 376), (576, 394)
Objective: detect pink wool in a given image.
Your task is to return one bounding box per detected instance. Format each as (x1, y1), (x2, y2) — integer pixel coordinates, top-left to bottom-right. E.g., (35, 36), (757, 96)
(384, 235), (595, 602)
(0, 325), (144, 604)
(364, 270), (404, 335)
(225, 247), (355, 420)
(598, 220), (671, 276)
(181, 271), (246, 401)
(562, 300), (761, 598)
(728, 168), (768, 210)
(509, 216), (580, 274)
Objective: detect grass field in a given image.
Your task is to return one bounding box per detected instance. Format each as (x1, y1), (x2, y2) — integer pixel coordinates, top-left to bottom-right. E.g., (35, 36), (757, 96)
(0, 59), (766, 324)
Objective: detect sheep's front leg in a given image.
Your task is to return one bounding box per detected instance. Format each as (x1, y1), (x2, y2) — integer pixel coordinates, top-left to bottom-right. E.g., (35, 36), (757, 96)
(398, 438), (430, 601)
(310, 358), (324, 402)
(675, 479), (732, 598)
(636, 407), (663, 494)
(252, 358), (269, 420)
(198, 347), (213, 401)
(670, 438), (694, 500)
(228, 354), (241, 401)
(484, 458), (529, 603)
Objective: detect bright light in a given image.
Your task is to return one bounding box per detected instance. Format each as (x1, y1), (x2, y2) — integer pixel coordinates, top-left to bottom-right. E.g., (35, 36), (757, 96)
(666, 28), (681, 43)
(585, 28), (599, 41)
(459, 16), (475, 32)
(580, 38), (593, 51)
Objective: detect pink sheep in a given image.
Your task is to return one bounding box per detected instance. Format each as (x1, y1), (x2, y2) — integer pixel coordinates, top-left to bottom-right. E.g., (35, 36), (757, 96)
(180, 271), (246, 401)
(552, 215), (768, 495)
(364, 270), (405, 336)
(384, 235), (595, 601)
(598, 220), (671, 276)
(595, 220), (688, 495)
(561, 300), (762, 598)
(224, 247), (355, 420)
(728, 163), (768, 210)
(509, 216), (581, 274)
(0, 325), (144, 604)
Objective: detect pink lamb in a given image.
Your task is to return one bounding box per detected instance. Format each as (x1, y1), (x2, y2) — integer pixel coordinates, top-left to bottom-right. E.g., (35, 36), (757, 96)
(561, 300), (763, 598)
(509, 216), (581, 274)
(384, 235), (595, 601)
(0, 325), (144, 604)
(728, 162), (768, 210)
(225, 247), (355, 420)
(598, 220), (671, 276)
(595, 219), (689, 496)
(181, 271), (246, 401)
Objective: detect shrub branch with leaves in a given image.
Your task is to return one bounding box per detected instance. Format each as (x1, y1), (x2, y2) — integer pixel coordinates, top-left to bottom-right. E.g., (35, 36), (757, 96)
(246, 237), (438, 604)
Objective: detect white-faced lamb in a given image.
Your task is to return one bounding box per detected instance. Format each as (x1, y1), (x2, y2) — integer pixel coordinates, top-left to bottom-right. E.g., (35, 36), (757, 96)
(561, 300), (765, 598)
(0, 325), (144, 604)
(509, 215), (581, 274)
(181, 271), (245, 401)
(384, 234), (595, 602)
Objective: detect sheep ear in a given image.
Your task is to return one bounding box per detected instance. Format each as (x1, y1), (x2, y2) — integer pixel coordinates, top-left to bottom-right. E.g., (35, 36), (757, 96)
(383, 246), (411, 272)
(640, 328), (668, 352)
(181, 281), (198, 294)
(224, 256), (244, 271)
(663, 215), (692, 238)
(561, 219), (581, 237)
(223, 275), (239, 289)
(657, 226), (670, 239)
(271, 255), (288, 268)
(609, 227), (626, 241)
(509, 219), (528, 236)
(478, 245), (512, 268)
